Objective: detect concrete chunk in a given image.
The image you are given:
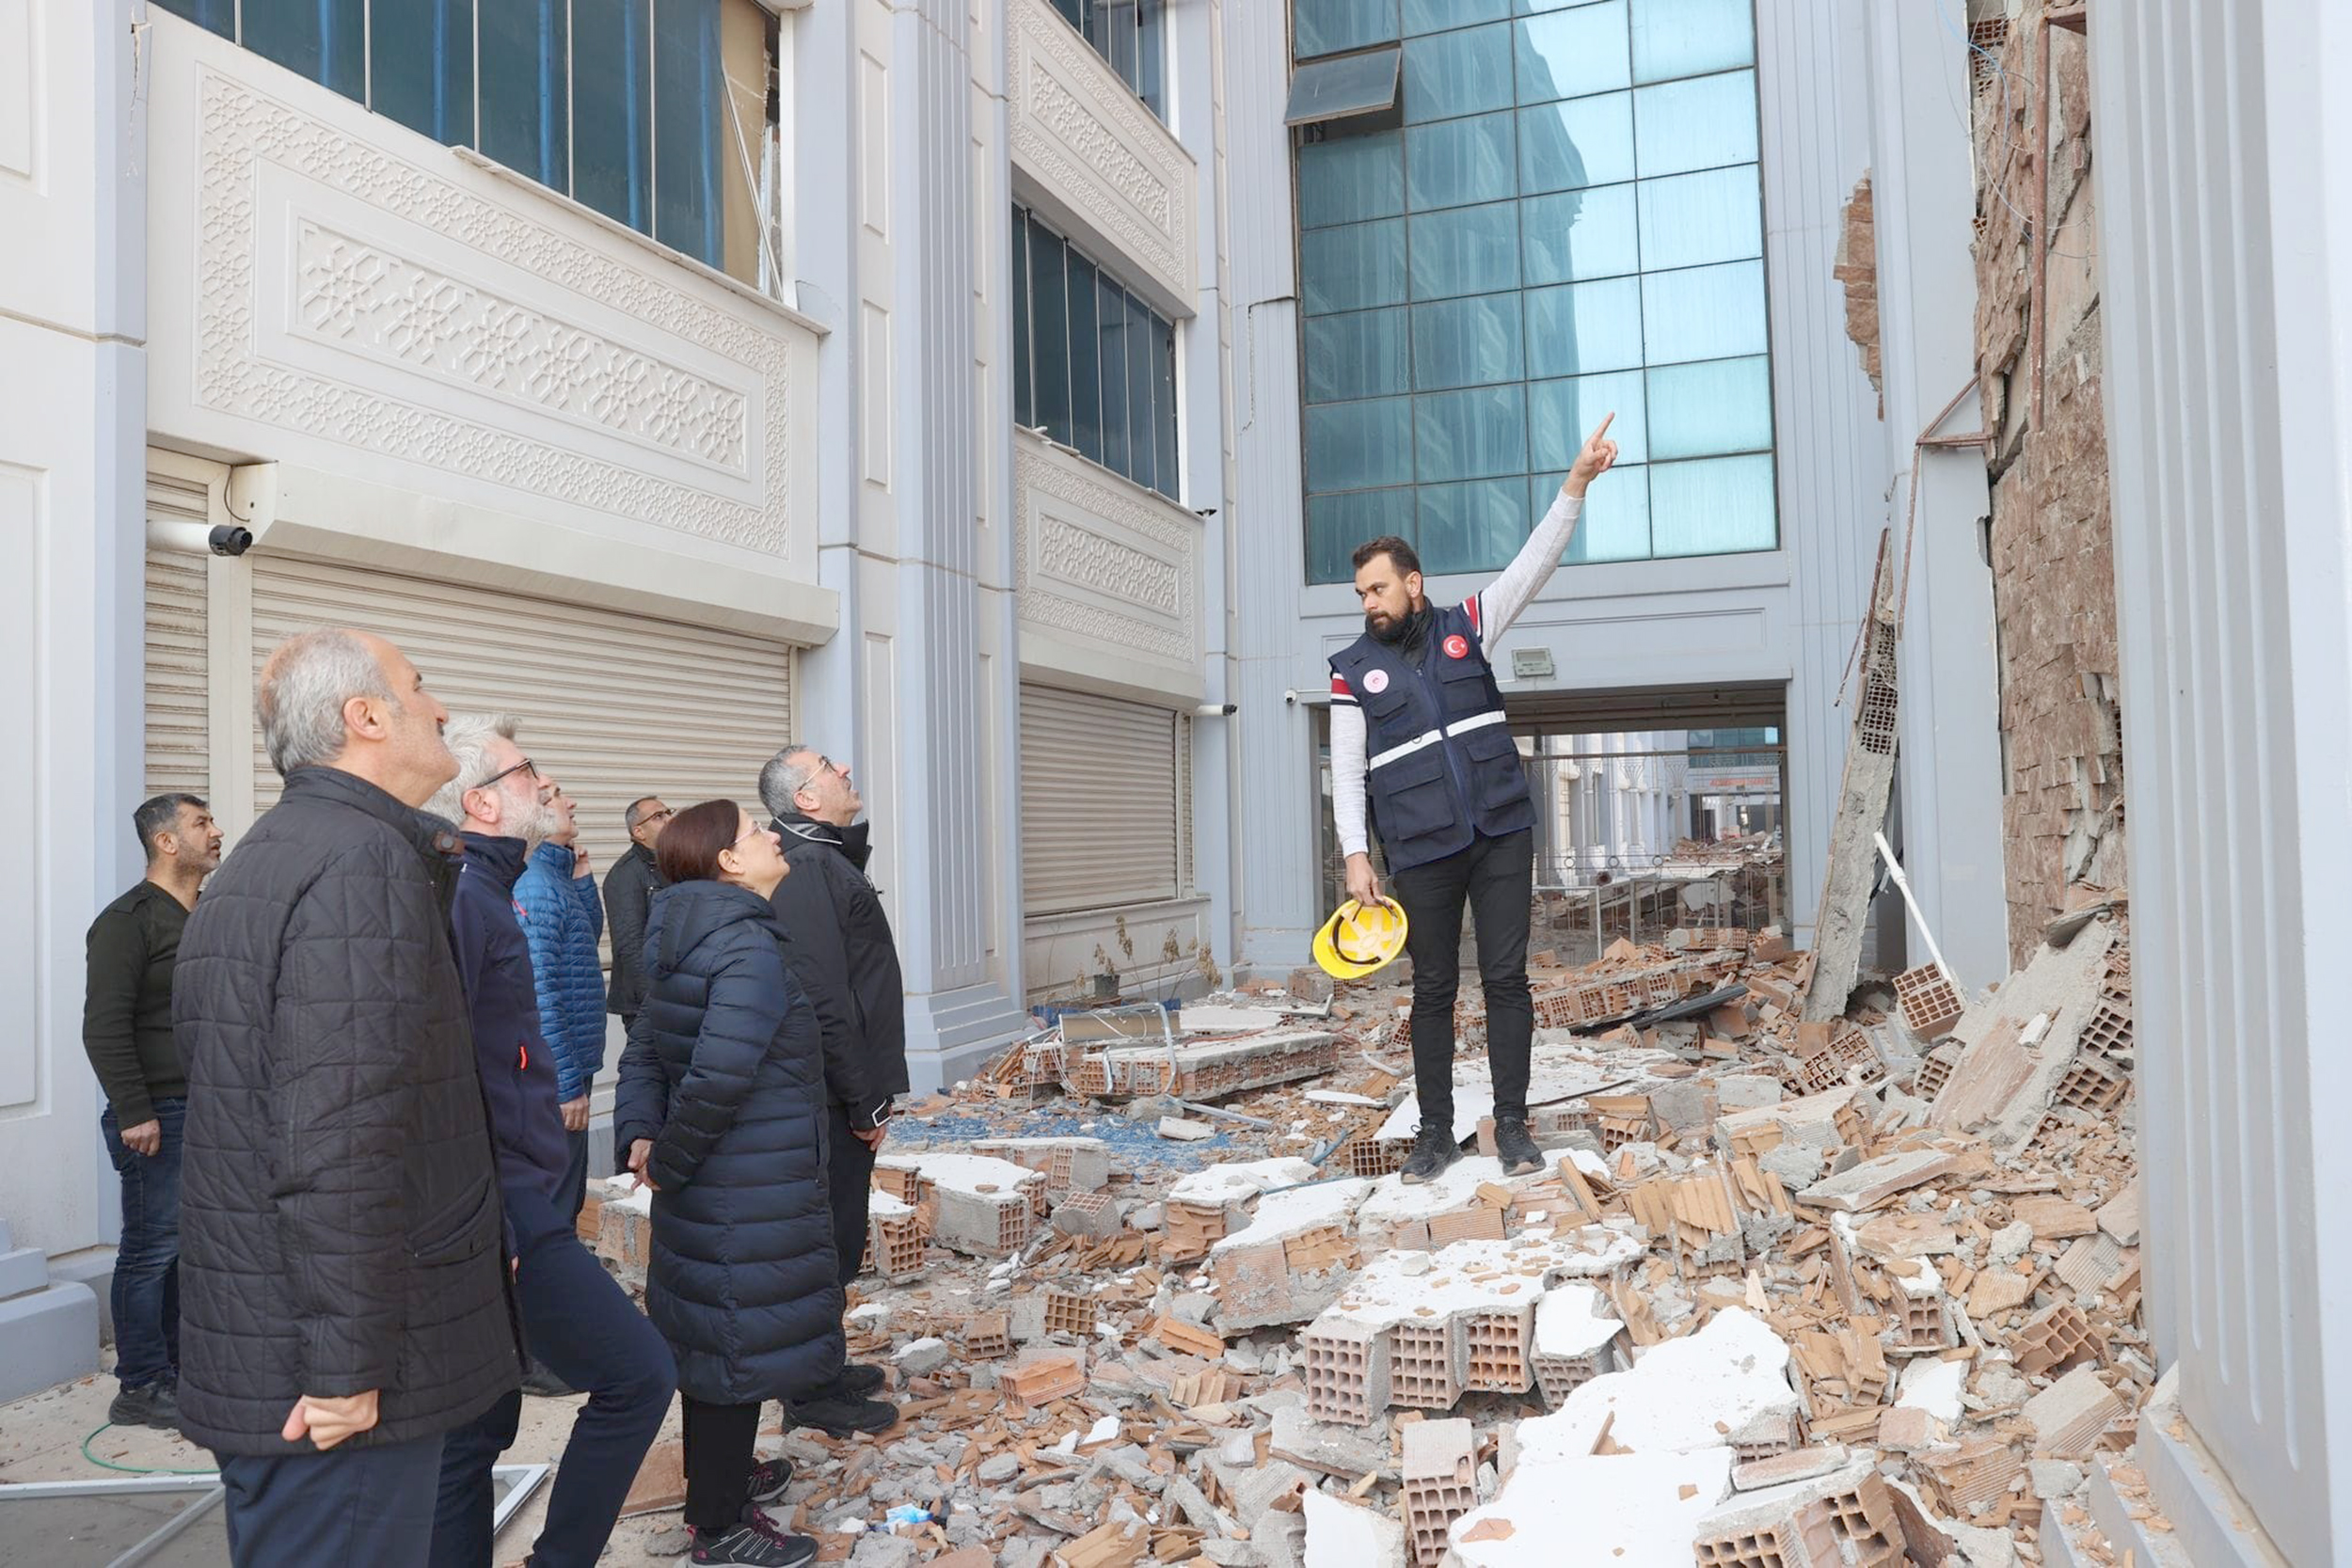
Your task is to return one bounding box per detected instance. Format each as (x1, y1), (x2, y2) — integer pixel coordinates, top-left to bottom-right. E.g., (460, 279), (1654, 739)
(1797, 1147), (1958, 1212)
(1302, 1488), (1407, 1568)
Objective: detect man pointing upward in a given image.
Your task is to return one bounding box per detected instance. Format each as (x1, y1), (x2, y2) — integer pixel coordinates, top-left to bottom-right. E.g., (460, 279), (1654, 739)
(1328, 414), (1620, 1184)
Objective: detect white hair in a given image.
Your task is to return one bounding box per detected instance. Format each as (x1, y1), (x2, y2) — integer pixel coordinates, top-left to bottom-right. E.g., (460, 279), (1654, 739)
(423, 714), (522, 826)
(757, 743), (818, 820)
(256, 628), (396, 778)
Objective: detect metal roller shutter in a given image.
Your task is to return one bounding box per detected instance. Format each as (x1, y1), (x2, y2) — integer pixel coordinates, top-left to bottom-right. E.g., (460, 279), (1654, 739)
(1020, 684), (1184, 916)
(248, 555), (796, 909)
(144, 467), (214, 801)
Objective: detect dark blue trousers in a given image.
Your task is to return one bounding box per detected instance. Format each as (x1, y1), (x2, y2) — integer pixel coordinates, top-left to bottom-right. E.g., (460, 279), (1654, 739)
(219, 1432), (444, 1568)
(430, 1204), (675, 1568)
(100, 1097), (183, 1390)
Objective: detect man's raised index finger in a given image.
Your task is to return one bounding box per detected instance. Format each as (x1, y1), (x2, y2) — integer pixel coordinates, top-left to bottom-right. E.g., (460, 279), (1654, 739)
(1590, 411), (1616, 443)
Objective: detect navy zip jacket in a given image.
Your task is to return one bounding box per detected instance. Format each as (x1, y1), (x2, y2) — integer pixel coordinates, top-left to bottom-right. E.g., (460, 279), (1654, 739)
(453, 832), (570, 1242)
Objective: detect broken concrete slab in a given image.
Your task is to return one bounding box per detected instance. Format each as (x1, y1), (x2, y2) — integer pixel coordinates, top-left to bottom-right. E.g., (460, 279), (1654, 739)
(1301, 1488), (1406, 1568)
(1449, 1449), (1735, 1567)
(1271, 1404), (1397, 1481)
(1521, 1307), (1802, 1460)
(2024, 1365), (2127, 1458)
(1796, 1147), (1959, 1212)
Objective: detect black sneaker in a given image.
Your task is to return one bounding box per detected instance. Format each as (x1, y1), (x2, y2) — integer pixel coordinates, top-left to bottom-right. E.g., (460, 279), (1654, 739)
(107, 1380), (179, 1431)
(1398, 1124), (1465, 1185)
(786, 1392), (898, 1436)
(1493, 1117), (1545, 1178)
(830, 1362), (887, 1398)
(746, 1455), (797, 1506)
(520, 1360), (577, 1397)
(691, 1513), (817, 1567)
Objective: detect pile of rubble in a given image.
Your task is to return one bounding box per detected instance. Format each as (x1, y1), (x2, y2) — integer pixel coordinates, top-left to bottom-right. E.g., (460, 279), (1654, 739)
(583, 890), (2150, 1568)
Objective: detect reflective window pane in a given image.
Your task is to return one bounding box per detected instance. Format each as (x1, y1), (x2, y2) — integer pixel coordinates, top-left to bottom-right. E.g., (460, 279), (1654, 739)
(1012, 216), (1033, 430)
(1545, 464), (1653, 561)
(1098, 276), (1131, 476)
(1518, 93), (1635, 194)
(1299, 133), (1406, 229)
(573, 0), (654, 231)
(481, 0), (570, 190)
(652, 0), (723, 268)
(1310, 489), (1417, 583)
(372, 0), (474, 145)
(1420, 479), (1532, 575)
(1415, 384), (1528, 482)
(151, 0), (235, 37)
(1297, 0), (1401, 59)
(1069, 255), (1104, 464)
(1403, 24), (1516, 123)
(1303, 220), (1410, 314)
(242, 0), (365, 97)
(1152, 318), (1179, 496)
(1633, 70), (1757, 177)
(1030, 222), (1073, 445)
(1522, 182), (1639, 283)
(1306, 309), (1413, 404)
(1529, 369), (1647, 468)
(1641, 260), (1767, 364)
(1309, 399), (1418, 492)
(1649, 453), (1777, 555)
(1409, 203), (1520, 300)
(1406, 113), (1518, 213)
(1412, 293), (1525, 389)
(1629, 0), (1754, 83)
(1647, 355), (1772, 459)
(1524, 275), (1644, 378)
(1636, 165), (1762, 271)
(1406, 0), (1512, 36)
(1128, 293), (1159, 494)
(1284, 49), (1402, 126)
(1514, 3), (1630, 105)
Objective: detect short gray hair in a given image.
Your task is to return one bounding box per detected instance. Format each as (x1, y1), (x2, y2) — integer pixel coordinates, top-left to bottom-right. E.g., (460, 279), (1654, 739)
(423, 714), (521, 824)
(757, 744), (818, 819)
(256, 629), (396, 778)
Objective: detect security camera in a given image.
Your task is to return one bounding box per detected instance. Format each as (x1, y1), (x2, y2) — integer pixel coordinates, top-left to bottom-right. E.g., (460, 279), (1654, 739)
(148, 517), (254, 557)
(209, 524), (253, 556)
(1195, 702), (1236, 717)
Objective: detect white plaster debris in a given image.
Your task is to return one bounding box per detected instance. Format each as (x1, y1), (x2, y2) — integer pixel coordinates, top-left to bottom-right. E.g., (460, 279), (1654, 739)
(597, 1175), (653, 1216)
(1375, 1050), (1644, 1144)
(1520, 1307), (1801, 1460)
(1303, 1487), (1406, 1568)
(1323, 1227), (1646, 1332)
(1208, 1179), (1372, 1256)
(1304, 1089), (1386, 1108)
(1898, 1354), (1967, 1423)
(1085, 1415), (1121, 1446)
(1167, 1158), (1322, 1207)
(868, 1190), (914, 1223)
(1448, 1448), (1735, 1568)
(1533, 1282), (1624, 1360)
(876, 1151), (1041, 1197)
(1357, 1152), (1572, 1233)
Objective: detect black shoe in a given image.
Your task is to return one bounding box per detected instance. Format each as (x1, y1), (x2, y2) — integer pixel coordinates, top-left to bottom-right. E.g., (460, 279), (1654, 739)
(691, 1513), (817, 1566)
(786, 1392), (898, 1436)
(829, 1362), (887, 1398)
(107, 1380), (179, 1431)
(1494, 1117), (1545, 1178)
(520, 1361), (576, 1397)
(1398, 1124), (1465, 1185)
(746, 1455), (797, 1505)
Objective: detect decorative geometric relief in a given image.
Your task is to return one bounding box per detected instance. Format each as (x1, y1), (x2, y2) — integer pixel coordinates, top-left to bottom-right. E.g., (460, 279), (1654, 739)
(1008, 0), (1195, 309)
(197, 69), (792, 555)
(294, 223), (750, 469)
(1014, 437), (1198, 668)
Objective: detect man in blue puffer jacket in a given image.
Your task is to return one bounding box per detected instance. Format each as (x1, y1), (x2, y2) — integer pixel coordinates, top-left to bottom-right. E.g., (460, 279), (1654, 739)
(516, 787), (608, 1226)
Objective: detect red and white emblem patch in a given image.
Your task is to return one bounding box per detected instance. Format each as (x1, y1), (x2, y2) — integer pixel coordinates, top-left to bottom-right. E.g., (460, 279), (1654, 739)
(1443, 634), (1470, 659)
(1362, 669), (1391, 694)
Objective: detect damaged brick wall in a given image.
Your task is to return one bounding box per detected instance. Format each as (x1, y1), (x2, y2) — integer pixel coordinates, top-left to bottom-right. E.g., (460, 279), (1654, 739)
(1836, 173), (1882, 411)
(1968, 5), (2125, 965)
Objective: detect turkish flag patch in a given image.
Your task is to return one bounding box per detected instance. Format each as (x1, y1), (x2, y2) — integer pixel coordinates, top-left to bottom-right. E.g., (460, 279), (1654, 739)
(1443, 634), (1470, 659)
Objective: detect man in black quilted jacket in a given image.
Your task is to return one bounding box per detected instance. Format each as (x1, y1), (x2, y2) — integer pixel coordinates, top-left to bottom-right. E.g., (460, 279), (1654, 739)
(174, 629), (520, 1568)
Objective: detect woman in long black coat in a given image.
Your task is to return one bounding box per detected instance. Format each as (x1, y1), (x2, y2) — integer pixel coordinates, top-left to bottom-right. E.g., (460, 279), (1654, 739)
(614, 800), (857, 1568)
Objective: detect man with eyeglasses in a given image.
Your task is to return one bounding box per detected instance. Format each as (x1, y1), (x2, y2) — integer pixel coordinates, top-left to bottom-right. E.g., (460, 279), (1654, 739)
(424, 719), (675, 1568)
(756, 744), (910, 1433)
(603, 796), (673, 1040)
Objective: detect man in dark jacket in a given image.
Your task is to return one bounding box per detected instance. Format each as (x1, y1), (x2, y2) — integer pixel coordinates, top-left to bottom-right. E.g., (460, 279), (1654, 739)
(424, 717), (674, 1568)
(83, 791), (221, 1431)
(516, 786), (607, 1223)
(603, 796), (672, 1025)
(175, 629), (518, 1567)
(758, 746), (911, 1415)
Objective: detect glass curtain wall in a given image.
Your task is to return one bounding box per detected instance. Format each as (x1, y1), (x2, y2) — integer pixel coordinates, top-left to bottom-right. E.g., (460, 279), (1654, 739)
(153, 0), (774, 286)
(1013, 206), (1182, 500)
(1050, 0), (1169, 120)
(1295, 0), (1778, 583)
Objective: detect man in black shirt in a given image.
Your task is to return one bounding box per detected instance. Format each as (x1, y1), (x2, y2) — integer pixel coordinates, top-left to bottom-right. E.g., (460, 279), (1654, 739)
(82, 792), (221, 1429)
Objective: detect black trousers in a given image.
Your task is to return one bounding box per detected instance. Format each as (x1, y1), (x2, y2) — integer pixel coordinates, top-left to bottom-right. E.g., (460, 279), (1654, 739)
(1390, 826), (1534, 1132)
(681, 1395), (764, 1531)
(218, 1432), (444, 1568)
(826, 1100), (877, 1291)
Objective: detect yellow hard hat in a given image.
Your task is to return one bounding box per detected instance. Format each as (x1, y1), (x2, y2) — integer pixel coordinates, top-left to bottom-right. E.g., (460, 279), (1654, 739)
(1313, 897), (1409, 980)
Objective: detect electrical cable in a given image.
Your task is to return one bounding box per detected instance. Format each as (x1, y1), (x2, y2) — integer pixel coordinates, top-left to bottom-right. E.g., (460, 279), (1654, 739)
(1930, 0), (2096, 262)
(79, 1422), (217, 1477)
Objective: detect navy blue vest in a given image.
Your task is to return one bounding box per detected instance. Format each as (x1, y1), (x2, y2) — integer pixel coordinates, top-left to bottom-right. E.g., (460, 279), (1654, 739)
(1331, 603), (1534, 873)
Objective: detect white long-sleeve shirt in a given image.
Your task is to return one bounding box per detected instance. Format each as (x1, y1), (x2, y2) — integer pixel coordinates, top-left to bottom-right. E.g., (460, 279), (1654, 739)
(1329, 489), (1583, 859)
